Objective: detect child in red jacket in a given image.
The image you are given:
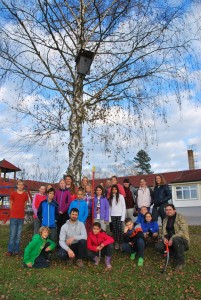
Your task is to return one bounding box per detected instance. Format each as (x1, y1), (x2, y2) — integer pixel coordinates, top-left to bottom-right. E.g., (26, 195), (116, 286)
(87, 222), (114, 270)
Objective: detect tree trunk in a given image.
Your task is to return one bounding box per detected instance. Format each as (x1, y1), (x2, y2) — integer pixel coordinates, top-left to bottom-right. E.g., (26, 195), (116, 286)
(67, 75), (84, 185)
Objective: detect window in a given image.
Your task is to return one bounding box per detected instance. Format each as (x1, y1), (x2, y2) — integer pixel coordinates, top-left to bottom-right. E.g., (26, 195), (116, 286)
(176, 185), (198, 200)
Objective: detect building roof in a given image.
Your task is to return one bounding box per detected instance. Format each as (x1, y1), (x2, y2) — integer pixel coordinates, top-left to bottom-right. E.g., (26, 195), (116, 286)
(0, 159), (21, 172)
(171, 169), (201, 183)
(92, 169), (201, 187)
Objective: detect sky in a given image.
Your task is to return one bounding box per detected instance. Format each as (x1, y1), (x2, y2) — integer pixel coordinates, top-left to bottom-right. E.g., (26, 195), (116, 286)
(0, 1), (201, 182)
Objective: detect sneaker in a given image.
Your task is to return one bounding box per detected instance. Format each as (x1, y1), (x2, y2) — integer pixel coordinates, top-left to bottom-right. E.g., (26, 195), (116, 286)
(130, 252), (136, 260)
(5, 252), (12, 257)
(94, 256), (100, 266)
(137, 257), (144, 267)
(115, 243), (120, 250)
(76, 259), (84, 268)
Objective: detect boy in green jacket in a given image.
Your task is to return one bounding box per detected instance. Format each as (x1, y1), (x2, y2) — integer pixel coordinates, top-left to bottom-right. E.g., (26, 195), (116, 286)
(23, 226), (56, 268)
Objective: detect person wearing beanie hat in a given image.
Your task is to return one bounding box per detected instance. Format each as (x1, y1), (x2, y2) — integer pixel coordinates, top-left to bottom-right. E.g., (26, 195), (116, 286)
(123, 178), (136, 221)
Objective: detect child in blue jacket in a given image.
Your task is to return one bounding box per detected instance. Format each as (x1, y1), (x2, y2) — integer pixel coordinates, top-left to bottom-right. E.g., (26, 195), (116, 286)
(37, 188), (59, 243)
(141, 212), (159, 242)
(68, 189), (88, 223)
(135, 206), (148, 226)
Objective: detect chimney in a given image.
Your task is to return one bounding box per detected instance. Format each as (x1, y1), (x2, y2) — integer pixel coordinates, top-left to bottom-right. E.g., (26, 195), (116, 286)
(187, 149), (195, 170)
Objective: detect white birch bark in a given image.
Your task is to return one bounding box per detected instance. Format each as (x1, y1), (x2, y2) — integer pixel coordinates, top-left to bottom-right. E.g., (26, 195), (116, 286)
(67, 75), (84, 185)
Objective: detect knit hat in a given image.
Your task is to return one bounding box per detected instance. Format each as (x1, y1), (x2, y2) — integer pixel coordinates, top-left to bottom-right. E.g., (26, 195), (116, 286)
(123, 178), (130, 183)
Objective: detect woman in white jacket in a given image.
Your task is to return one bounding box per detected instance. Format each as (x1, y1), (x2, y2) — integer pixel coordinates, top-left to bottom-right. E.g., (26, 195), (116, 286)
(109, 184), (126, 250)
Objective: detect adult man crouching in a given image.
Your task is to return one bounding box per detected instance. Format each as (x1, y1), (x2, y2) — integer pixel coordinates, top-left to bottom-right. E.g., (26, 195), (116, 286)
(155, 204), (189, 271)
(58, 208), (87, 268)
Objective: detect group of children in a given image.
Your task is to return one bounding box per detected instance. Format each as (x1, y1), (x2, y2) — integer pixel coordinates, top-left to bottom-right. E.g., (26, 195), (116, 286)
(6, 176), (160, 270)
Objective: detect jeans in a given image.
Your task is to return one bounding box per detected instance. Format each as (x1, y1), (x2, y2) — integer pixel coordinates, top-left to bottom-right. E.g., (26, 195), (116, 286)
(8, 218), (24, 253)
(122, 237), (145, 258)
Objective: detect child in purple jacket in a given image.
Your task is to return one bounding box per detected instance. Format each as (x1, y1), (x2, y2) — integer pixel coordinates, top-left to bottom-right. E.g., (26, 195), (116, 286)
(54, 179), (71, 239)
(141, 212), (159, 242)
(94, 185), (109, 232)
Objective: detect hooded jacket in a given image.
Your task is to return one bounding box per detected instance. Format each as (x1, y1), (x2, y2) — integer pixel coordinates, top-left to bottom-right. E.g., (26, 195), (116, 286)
(68, 199), (88, 223)
(23, 233), (56, 265)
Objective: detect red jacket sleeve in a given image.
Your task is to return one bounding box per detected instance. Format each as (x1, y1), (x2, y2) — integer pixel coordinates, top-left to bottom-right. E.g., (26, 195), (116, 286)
(87, 235), (98, 252)
(101, 232), (114, 247)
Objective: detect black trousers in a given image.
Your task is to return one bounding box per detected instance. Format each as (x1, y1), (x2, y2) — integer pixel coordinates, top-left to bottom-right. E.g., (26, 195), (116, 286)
(155, 237), (189, 265)
(57, 239), (87, 260)
(152, 204), (167, 222)
(57, 212), (68, 239)
(87, 244), (113, 260)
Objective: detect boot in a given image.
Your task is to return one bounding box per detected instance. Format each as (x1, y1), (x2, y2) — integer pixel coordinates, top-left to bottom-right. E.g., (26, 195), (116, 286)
(93, 256), (100, 266)
(105, 256), (112, 270)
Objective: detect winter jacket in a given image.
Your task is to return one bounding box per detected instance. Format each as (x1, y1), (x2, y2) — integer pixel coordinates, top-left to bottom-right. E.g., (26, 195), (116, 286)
(123, 224), (144, 245)
(135, 213), (145, 226)
(68, 199), (88, 223)
(23, 233), (56, 265)
(37, 199), (59, 228)
(54, 189), (71, 213)
(32, 193), (47, 219)
(153, 185), (172, 207)
(94, 196), (109, 222)
(141, 221), (159, 234)
(162, 213), (190, 246)
(87, 231), (114, 252)
(59, 220), (87, 251)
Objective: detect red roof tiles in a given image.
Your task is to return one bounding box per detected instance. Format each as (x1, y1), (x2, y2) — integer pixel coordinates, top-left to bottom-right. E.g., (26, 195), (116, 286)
(0, 159), (21, 172)
(92, 169), (201, 187)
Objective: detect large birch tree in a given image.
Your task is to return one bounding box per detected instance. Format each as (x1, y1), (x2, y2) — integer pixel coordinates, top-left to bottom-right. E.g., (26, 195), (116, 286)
(0, 0), (200, 184)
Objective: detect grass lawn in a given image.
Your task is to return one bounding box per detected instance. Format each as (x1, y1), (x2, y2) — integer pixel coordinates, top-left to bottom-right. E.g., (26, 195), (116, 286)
(0, 224), (201, 300)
